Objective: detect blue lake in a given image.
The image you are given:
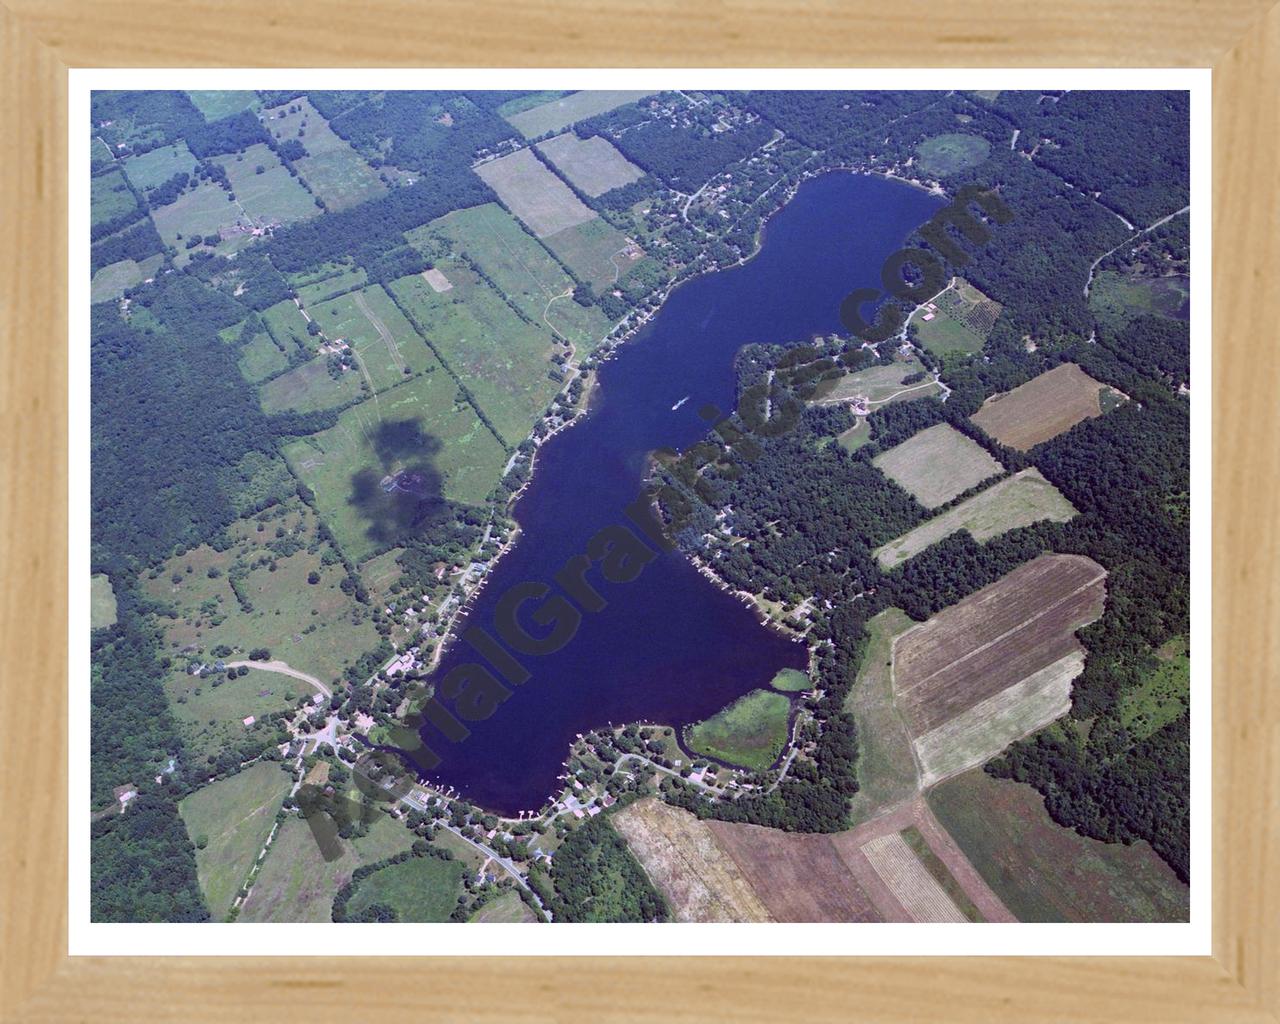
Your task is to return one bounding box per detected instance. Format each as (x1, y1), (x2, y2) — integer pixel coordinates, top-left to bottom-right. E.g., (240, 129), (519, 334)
(418, 171), (943, 814)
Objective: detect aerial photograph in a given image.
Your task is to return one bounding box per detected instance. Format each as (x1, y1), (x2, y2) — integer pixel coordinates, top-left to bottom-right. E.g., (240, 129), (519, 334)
(88, 87), (1191, 926)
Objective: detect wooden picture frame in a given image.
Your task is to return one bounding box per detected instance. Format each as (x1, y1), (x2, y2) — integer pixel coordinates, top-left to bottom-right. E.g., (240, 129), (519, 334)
(2, 2), (1275, 1018)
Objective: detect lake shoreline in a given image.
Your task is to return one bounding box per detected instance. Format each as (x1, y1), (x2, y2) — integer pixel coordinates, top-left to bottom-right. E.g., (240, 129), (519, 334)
(402, 170), (944, 815)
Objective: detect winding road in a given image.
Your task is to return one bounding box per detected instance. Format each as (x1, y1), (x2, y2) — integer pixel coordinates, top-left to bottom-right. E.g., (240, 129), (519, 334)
(225, 659), (331, 698)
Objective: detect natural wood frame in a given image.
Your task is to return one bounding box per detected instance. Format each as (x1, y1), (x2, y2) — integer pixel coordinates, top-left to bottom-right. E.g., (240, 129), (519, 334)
(2, 2), (1275, 1019)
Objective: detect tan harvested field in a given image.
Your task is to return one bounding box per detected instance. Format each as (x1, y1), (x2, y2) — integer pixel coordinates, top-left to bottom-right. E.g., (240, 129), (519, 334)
(706, 820), (884, 922)
(536, 132), (645, 197)
(473, 148), (596, 238)
(828, 797), (1016, 923)
(504, 90), (657, 138)
(421, 267), (452, 292)
(859, 832), (968, 922)
(913, 650), (1082, 786)
(875, 468), (1077, 569)
(614, 796), (1014, 923)
(872, 423), (1004, 508)
(611, 798), (772, 922)
(893, 553), (1106, 735)
(970, 362), (1112, 450)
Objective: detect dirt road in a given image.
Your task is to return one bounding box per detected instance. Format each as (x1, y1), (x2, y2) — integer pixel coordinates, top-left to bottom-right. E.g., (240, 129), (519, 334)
(225, 660), (331, 698)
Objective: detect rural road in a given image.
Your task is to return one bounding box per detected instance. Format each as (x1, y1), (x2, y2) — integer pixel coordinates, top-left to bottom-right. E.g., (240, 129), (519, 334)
(226, 660), (331, 698)
(1083, 203), (1190, 297)
(398, 789), (547, 916)
(613, 753), (723, 794)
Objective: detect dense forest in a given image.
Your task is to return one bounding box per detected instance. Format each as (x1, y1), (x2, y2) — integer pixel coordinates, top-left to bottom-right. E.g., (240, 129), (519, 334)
(535, 814), (669, 922)
(993, 91), (1190, 225)
(90, 283), (329, 576)
(91, 216), (165, 273)
(91, 792), (208, 922)
(90, 594), (187, 808)
(316, 90), (517, 173)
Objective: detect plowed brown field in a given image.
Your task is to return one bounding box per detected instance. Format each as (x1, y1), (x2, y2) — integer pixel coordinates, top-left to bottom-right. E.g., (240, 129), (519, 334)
(705, 821), (885, 922)
(970, 362), (1110, 450)
(893, 553), (1106, 734)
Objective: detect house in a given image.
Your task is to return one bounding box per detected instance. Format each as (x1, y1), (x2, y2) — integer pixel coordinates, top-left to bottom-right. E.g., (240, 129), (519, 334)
(242, 715), (256, 727)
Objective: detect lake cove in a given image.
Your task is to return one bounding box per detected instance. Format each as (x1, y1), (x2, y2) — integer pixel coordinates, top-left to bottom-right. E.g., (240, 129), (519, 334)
(418, 172), (945, 815)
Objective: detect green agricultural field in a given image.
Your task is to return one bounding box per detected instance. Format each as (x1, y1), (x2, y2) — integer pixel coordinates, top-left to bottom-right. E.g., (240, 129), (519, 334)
(90, 253), (163, 304)
(928, 769), (1189, 922)
(178, 762), (293, 920)
(141, 500), (381, 688)
(1117, 638), (1189, 740)
(685, 689), (791, 771)
(769, 668), (811, 692)
(216, 143), (319, 227)
(911, 310), (983, 357)
(90, 168), (138, 227)
(121, 142), (199, 191)
(845, 609), (919, 825)
(186, 90), (260, 121)
(263, 97), (386, 211)
(227, 323), (290, 384)
(496, 91), (571, 118)
(1089, 270), (1190, 328)
(469, 890), (537, 922)
(90, 573), (118, 629)
(258, 355), (366, 414)
(149, 179), (253, 267)
(475, 147), (596, 239)
(344, 852), (467, 922)
(308, 285), (438, 392)
(388, 266), (560, 445)
(542, 217), (637, 293)
(239, 813), (415, 923)
(915, 133), (992, 177)
(261, 299), (315, 355)
(809, 358), (939, 407)
(872, 423), (1004, 509)
(283, 373), (507, 562)
(412, 203), (611, 351)
(537, 132), (645, 197)
(293, 261), (369, 305)
(874, 469), (1077, 569)
(504, 90), (657, 138)
(359, 547), (404, 598)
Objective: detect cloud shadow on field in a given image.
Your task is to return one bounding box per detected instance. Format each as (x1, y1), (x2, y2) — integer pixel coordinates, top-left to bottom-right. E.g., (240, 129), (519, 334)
(347, 417), (455, 549)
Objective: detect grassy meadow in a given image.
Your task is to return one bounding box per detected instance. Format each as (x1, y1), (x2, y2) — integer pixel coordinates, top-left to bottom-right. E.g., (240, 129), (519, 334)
(685, 689), (791, 771)
(178, 762), (293, 920)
